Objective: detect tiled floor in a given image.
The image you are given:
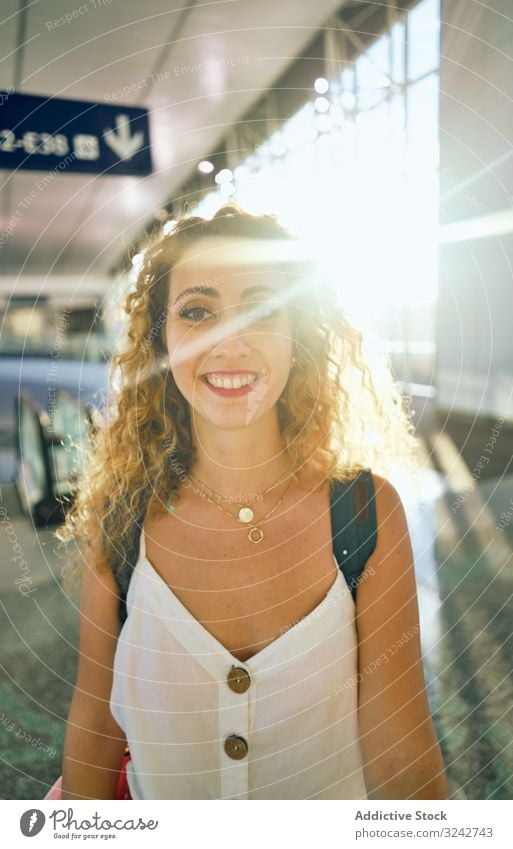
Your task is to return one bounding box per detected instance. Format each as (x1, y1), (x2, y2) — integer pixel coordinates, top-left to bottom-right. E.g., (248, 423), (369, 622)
(0, 448), (512, 799)
(0, 490), (78, 800)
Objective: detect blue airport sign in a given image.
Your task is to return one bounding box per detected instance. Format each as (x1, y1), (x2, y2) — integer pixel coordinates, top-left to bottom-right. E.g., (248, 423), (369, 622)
(0, 91), (152, 176)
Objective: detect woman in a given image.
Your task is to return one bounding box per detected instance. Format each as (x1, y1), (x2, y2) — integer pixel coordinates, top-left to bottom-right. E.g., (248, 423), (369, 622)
(57, 203), (449, 800)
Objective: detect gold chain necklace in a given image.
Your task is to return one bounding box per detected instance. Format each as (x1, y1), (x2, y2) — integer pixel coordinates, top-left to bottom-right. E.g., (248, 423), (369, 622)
(193, 474), (294, 543)
(166, 473), (292, 545)
(169, 466), (294, 544)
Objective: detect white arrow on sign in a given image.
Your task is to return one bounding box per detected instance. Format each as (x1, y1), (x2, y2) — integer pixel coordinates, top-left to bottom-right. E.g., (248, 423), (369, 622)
(103, 114), (144, 161)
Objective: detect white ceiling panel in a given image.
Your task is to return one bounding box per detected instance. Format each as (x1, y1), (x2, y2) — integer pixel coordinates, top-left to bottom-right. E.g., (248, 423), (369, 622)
(0, 1), (23, 85)
(0, 0), (347, 280)
(18, 1), (188, 100)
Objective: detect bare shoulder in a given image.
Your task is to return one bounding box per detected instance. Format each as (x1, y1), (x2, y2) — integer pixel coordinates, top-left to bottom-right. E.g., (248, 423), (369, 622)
(79, 531), (122, 624)
(80, 558), (122, 633)
(369, 472), (409, 538)
(359, 471), (413, 600)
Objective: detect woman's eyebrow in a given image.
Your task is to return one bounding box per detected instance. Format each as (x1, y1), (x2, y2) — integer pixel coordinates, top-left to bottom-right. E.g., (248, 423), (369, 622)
(241, 285), (277, 299)
(173, 284), (277, 307)
(173, 286), (219, 307)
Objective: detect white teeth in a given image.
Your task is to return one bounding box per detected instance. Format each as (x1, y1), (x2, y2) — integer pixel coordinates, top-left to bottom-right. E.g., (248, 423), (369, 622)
(205, 373), (259, 389)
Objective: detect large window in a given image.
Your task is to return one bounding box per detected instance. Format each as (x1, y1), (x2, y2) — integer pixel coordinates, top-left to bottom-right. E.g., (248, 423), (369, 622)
(194, 0), (441, 391)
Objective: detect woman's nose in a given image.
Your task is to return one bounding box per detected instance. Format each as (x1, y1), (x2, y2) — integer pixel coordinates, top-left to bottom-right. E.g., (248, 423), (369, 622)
(212, 331), (252, 359)
(211, 308), (252, 357)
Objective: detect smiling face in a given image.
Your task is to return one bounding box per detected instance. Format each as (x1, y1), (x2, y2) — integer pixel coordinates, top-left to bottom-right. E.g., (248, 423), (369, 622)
(165, 237), (295, 429)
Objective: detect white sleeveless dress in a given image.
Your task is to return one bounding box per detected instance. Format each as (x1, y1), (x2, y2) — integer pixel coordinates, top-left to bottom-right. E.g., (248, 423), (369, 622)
(109, 530), (369, 800)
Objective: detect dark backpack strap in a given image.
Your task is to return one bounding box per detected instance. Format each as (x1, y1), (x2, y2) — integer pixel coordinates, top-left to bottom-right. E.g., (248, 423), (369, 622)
(330, 468), (377, 600)
(115, 509), (145, 627)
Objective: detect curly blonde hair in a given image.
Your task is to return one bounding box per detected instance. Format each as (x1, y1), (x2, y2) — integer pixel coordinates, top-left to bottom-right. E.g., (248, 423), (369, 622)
(56, 202), (419, 588)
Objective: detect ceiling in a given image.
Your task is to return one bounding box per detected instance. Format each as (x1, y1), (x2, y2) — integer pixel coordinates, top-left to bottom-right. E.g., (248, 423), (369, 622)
(0, 0), (348, 282)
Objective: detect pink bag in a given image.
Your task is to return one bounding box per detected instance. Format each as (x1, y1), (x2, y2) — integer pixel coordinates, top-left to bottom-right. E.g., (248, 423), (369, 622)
(45, 775), (62, 800)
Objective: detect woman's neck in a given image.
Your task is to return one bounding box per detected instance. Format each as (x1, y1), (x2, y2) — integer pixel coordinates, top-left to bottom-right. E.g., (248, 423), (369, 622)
(189, 409), (292, 497)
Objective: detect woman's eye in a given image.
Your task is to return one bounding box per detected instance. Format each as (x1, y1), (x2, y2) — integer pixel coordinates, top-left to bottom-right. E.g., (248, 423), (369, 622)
(179, 305), (213, 322)
(177, 302), (281, 324)
(249, 303), (281, 322)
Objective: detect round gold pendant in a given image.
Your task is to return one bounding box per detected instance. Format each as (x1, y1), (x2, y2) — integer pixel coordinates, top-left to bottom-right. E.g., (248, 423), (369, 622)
(248, 526), (264, 544)
(238, 506), (255, 524)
